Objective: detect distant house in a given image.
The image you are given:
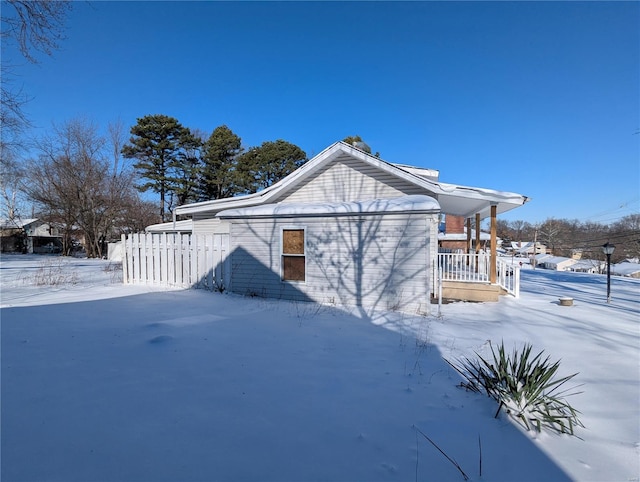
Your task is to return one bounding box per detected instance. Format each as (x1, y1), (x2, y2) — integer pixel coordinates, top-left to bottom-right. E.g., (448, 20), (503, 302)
(536, 255), (577, 271)
(509, 241), (546, 256)
(154, 141), (529, 311)
(0, 218), (62, 254)
(567, 259), (604, 274)
(612, 261), (640, 278)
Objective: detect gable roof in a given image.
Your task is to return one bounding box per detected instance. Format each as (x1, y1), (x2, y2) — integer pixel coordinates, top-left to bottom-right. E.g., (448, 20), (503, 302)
(175, 141), (529, 219)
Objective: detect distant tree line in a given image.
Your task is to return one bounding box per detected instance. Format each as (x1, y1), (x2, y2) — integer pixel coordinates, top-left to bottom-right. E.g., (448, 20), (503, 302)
(495, 216), (640, 263)
(122, 114), (307, 222)
(2, 115), (307, 257)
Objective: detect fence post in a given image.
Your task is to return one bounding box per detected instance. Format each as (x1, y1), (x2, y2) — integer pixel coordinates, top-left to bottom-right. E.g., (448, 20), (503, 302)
(190, 234), (199, 288)
(182, 234), (190, 288)
(160, 233), (168, 284)
(133, 233), (141, 283)
(206, 234), (214, 291)
(223, 234), (231, 292)
(121, 234), (128, 284)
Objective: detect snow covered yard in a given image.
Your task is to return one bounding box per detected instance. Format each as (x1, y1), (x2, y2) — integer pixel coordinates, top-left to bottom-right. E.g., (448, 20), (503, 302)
(1, 255), (638, 482)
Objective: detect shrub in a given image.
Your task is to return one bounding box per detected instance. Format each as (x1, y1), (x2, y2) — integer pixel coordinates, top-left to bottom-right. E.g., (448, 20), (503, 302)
(32, 258), (79, 286)
(446, 341), (584, 435)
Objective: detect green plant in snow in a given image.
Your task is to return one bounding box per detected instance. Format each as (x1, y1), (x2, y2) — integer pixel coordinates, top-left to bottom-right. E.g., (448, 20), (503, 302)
(446, 341), (584, 435)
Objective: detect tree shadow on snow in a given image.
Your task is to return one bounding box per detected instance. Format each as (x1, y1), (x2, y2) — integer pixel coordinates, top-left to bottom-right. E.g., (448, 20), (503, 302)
(1, 290), (573, 482)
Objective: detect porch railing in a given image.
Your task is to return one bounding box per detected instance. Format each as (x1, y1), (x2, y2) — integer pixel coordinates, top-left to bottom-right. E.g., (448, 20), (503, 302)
(437, 252), (489, 283)
(435, 252), (520, 298)
(496, 257), (520, 298)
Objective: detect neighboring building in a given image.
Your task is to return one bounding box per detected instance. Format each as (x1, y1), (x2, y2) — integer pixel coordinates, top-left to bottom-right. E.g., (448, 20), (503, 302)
(612, 261), (640, 278)
(537, 255), (577, 271)
(154, 141), (528, 311)
(0, 218), (62, 254)
(567, 259), (604, 274)
(509, 241), (547, 256)
(570, 249), (583, 260)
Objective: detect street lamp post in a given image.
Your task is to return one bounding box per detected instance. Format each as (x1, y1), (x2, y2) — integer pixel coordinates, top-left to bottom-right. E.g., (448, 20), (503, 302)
(601, 242), (615, 303)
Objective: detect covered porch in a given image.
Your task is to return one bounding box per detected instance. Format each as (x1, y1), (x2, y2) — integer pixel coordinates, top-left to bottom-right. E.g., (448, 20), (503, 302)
(432, 196), (525, 302)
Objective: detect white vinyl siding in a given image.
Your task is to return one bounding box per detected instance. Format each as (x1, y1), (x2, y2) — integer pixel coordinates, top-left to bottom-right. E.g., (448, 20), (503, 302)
(192, 214), (230, 235)
(276, 155), (430, 204)
(227, 213), (434, 314)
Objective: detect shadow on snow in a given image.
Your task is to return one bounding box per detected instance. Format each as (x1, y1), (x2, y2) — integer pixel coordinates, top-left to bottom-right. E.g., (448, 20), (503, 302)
(2, 290), (571, 482)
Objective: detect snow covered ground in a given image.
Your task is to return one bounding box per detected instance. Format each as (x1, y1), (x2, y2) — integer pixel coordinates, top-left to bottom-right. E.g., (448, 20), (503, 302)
(1, 254), (638, 482)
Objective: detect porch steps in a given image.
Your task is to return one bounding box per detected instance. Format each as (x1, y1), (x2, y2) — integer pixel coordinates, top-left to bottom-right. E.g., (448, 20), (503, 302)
(440, 281), (503, 303)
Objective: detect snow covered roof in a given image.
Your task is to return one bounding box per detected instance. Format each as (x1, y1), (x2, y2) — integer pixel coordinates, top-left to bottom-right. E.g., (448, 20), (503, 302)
(175, 141), (529, 220)
(0, 218), (39, 229)
(540, 256), (575, 266)
(612, 262), (640, 276)
(391, 164), (439, 181)
(218, 195), (440, 219)
(568, 259), (604, 271)
(534, 254), (552, 261)
(438, 228), (491, 241)
(145, 219), (193, 233)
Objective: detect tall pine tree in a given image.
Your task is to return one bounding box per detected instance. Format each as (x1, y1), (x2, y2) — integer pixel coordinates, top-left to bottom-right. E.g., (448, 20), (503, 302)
(170, 128), (203, 208)
(237, 140), (306, 193)
(200, 125), (242, 200)
(122, 114), (191, 222)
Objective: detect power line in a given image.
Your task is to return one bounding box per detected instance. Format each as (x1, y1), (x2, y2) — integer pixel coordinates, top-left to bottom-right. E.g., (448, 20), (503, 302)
(582, 197), (640, 223)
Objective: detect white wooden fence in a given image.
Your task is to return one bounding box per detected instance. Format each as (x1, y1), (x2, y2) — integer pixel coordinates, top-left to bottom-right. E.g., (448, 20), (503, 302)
(122, 233), (231, 291)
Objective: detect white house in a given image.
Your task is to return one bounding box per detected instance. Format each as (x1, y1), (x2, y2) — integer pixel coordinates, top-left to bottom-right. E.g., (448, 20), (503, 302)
(567, 259), (604, 274)
(538, 255), (577, 271)
(510, 241), (547, 256)
(158, 142), (528, 312)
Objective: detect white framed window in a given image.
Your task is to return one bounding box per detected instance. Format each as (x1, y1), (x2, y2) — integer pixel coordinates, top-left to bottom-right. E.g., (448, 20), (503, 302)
(281, 226), (306, 282)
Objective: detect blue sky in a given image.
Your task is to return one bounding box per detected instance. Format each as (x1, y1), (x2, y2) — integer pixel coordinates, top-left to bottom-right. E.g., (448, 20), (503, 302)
(4, 1), (638, 224)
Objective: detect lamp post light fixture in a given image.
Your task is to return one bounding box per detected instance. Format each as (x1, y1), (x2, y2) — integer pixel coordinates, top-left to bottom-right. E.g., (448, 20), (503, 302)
(601, 242), (615, 303)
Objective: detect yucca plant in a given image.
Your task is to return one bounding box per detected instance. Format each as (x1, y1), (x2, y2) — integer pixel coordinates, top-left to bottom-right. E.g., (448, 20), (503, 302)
(446, 341), (584, 435)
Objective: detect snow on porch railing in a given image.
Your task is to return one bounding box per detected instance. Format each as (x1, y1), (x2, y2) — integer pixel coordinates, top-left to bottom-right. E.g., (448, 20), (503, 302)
(122, 233), (231, 291)
(434, 252), (521, 298)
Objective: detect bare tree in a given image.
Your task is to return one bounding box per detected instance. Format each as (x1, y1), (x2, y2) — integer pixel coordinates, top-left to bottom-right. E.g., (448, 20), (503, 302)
(0, 147), (27, 221)
(107, 118), (126, 175)
(1, 1), (71, 160)
(26, 118), (139, 257)
(538, 218), (568, 255)
(2, 0), (71, 62)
